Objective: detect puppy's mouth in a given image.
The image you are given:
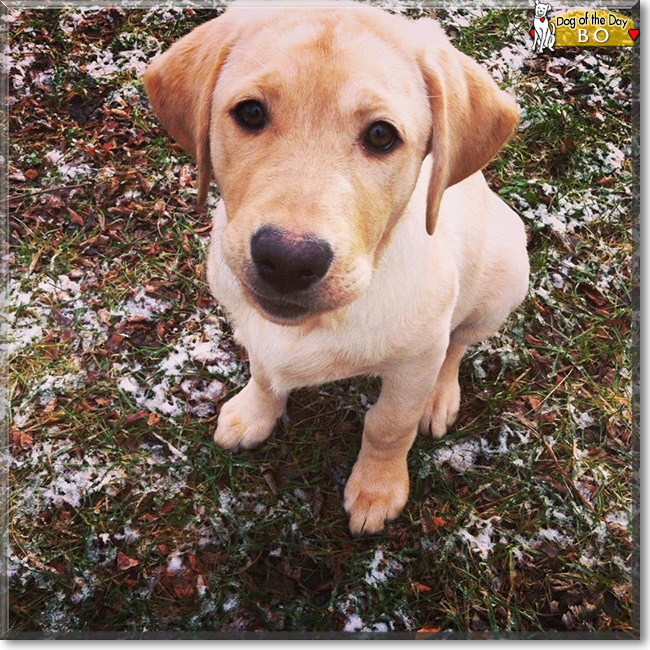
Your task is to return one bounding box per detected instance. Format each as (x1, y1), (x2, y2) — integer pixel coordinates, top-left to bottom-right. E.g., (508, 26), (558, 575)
(243, 284), (312, 322)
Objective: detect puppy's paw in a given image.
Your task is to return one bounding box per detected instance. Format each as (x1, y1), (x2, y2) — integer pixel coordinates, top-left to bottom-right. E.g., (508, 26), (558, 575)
(419, 378), (461, 439)
(344, 458), (409, 537)
(213, 385), (281, 451)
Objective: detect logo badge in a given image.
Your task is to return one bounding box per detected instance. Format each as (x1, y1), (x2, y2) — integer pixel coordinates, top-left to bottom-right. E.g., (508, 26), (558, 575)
(529, 3), (637, 50)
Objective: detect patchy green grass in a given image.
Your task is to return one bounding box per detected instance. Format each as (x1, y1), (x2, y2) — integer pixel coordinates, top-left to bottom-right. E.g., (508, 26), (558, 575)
(6, 4), (635, 637)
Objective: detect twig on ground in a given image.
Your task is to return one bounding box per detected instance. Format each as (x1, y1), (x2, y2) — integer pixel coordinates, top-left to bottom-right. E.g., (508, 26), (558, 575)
(540, 436), (595, 512)
(150, 430), (188, 461)
(7, 183), (91, 202)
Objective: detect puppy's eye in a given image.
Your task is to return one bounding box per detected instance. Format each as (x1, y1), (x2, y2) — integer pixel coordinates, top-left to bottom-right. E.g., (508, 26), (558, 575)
(363, 121), (399, 153)
(233, 100), (267, 131)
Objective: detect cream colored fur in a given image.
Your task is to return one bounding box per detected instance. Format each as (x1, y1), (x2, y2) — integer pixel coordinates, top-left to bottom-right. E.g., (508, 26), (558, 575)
(144, 3), (530, 536)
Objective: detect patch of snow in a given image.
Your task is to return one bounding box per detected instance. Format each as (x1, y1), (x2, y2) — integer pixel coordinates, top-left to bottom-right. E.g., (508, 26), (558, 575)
(601, 143), (626, 174)
(365, 548), (402, 586)
(433, 427), (511, 473)
(536, 527), (572, 546)
(605, 510), (630, 529)
(120, 287), (172, 321)
(457, 515), (499, 560)
(167, 553), (185, 575)
(222, 595), (239, 612)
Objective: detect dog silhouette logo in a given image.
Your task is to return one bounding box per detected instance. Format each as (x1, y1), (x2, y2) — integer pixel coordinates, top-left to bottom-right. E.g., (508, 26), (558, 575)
(530, 0), (556, 53)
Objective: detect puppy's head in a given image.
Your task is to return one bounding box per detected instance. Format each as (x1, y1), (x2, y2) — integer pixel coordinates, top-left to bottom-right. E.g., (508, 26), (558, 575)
(144, 6), (518, 325)
(535, 1), (551, 17)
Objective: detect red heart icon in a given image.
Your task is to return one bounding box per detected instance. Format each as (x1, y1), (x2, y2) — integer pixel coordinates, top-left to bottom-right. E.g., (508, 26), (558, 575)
(530, 28), (535, 37)
(541, 17), (545, 22)
(629, 28), (639, 41)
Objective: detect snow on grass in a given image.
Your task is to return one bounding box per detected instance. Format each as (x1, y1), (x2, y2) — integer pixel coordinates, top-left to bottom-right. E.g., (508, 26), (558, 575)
(222, 595), (239, 613)
(58, 11), (86, 34)
(536, 527), (573, 546)
(118, 287), (172, 321)
(84, 43), (161, 80)
(4, 272), (109, 356)
(167, 552), (185, 576)
(510, 184), (629, 236)
(114, 524), (140, 544)
(431, 425), (511, 473)
(12, 370), (86, 429)
(118, 361), (227, 417)
(605, 510), (630, 529)
(337, 592), (394, 633)
(10, 437), (199, 525)
(483, 38), (532, 86)
(116, 309), (239, 418)
(13, 439), (124, 513)
(43, 148), (94, 180)
(364, 548), (403, 587)
(458, 515), (499, 560)
(3, 9), (22, 23)
(442, 6), (485, 28)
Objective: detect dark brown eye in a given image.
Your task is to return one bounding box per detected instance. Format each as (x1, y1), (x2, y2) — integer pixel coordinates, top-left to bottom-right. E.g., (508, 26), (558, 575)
(233, 100), (267, 131)
(363, 121), (399, 153)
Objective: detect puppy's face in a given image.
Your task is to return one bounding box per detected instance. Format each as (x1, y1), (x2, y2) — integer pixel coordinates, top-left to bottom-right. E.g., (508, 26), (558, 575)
(535, 2), (550, 18)
(211, 13), (431, 323)
(144, 7), (519, 325)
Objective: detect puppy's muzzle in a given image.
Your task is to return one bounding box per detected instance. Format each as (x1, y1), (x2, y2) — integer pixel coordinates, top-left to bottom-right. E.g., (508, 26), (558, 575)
(250, 226), (333, 293)
(247, 226), (334, 321)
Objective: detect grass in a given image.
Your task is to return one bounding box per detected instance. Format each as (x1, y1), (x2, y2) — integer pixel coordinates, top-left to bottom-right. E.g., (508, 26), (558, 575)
(6, 4), (636, 637)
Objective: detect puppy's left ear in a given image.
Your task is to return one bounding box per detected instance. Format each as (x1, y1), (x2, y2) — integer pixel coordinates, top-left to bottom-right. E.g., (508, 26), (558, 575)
(414, 20), (519, 235)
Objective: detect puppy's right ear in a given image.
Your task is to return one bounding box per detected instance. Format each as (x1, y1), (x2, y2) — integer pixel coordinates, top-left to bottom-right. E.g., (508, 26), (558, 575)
(144, 13), (239, 206)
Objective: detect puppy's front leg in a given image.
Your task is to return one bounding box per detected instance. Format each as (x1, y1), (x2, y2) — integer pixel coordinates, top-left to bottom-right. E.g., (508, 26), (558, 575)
(344, 348), (447, 536)
(214, 365), (289, 451)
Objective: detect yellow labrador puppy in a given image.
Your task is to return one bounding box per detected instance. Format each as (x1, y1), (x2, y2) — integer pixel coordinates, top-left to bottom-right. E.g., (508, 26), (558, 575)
(144, 3), (529, 536)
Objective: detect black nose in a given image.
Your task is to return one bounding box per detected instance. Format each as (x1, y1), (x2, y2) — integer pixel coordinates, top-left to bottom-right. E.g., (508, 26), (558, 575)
(250, 226), (333, 293)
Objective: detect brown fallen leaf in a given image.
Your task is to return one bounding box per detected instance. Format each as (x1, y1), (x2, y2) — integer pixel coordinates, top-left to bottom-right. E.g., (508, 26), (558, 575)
(123, 410), (147, 425)
(42, 397), (58, 416)
(160, 502), (175, 514)
(136, 171), (151, 194)
(116, 551), (139, 572)
(107, 332), (125, 352)
(179, 164), (194, 187)
(170, 575), (196, 600)
(97, 308), (111, 325)
(147, 411), (161, 426)
(68, 208), (84, 227)
(10, 429), (33, 450)
(49, 560), (67, 575)
(577, 282), (609, 309)
(422, 515), (447, 533)
(411, 582), (432, 594)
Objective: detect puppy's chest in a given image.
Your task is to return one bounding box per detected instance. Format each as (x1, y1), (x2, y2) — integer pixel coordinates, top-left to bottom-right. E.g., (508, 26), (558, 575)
(233, 308), (418, 391)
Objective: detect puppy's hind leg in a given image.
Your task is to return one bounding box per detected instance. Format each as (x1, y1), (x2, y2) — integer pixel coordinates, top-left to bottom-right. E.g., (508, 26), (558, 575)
(419, 318), (513, 440)
(419, 342), (467, 439)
